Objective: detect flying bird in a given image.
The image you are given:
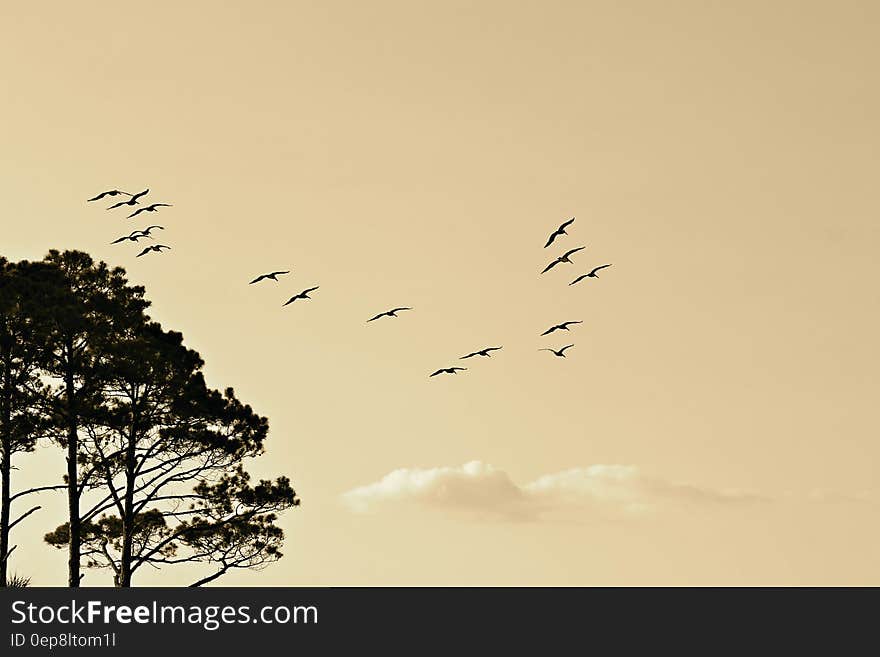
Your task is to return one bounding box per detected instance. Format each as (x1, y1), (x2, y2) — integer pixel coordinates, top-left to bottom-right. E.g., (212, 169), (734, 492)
(460, 347), (503, 359)
(570, 264), (613, 285)
(367, 307), (413, 322)
(107, 189), (149, 210)
(138, 225), (164, 237)
(541, 321), (582, 336)
(87, 189), (131, 202)
(282, 286), (319, 306)
(127, 203), (172, 219)
(135, 245), (171, 257)
(249, 271), (291, 285)
(110, 230), (150, 244)
(429, 367), (467, 377)
(544, 217), (575, 248)
(541, 246), (586, 274)
(540, 344), (575, 358)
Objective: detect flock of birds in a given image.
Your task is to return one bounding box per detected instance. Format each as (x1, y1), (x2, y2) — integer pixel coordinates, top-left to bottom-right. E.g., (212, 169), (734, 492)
(87, 190), (612, 378)
(88, 188), (174, 258)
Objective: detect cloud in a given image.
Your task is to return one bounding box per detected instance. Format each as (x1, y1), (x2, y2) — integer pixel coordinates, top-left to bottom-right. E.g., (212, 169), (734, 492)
(341, 461), (764, 520)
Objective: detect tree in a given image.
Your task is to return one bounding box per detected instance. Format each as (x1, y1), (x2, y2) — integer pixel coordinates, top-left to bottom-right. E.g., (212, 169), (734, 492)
(39, 250), (150, 586)
(44, 319), (298, 586)
(0, 258), (65, 586)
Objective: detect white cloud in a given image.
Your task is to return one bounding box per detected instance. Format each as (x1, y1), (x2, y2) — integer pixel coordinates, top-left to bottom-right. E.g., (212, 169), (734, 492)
(341, 461), (763, 520)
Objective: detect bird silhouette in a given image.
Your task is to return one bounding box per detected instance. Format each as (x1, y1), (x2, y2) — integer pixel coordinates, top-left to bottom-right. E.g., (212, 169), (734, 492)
(367, 307), (413, 322)
(460, 346), (503, 359)
(110, 230), (151, 245)
(138, 225), (165, 237)
(87, 189), (131, 202)
(541, 320), (582, 336)
(541, 246), (586, 274)
(128, 203), (172, 219)
(544, 217), (575, 248)
(570, 264), (612, 285)
(540, 344), (575, 358)
(429, 367), (467, 377)
(250, 271), (291, 285)
(106, 189), (149, 210)
(283, 286), (319, 306)
(135, 244), (171, 257)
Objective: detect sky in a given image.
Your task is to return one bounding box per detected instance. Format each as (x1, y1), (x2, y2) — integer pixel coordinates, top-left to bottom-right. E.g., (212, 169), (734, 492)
(2, 0), (879, 585)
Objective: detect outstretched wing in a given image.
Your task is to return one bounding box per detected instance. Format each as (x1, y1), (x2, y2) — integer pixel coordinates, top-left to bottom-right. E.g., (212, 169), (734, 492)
(460, 352), (478, 360)
(109, 236), (128, 244)
(302, 286), (319, 294)
(270, 270), (290, 277)
(135, 247), (151, 257)
(543, 229), (561, 248)
(106, 200), (128, 210)
(540, 326), (557, 336)
(559, 344), (575, 354)
(429, 369), (444, 377)
(562, 246), (585, 259)
(589, 264), (612, 275)
(127, 207), (147, 218)
(367, 312), (387, 322)
(569, 274), (588, 286)
(249, 274), (268, 284)
(130, 189), (150, 202)
(559, 217), (575, 231)
(390, 307), (412, 313)
(541, 259), (560, 274)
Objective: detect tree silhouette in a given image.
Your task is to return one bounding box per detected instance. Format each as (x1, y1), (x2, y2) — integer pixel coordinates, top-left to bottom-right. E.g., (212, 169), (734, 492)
(37, 265), (297, 586)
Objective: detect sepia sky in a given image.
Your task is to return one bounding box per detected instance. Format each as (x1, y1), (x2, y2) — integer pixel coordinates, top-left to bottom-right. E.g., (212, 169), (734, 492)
(2, 0), (879, 585)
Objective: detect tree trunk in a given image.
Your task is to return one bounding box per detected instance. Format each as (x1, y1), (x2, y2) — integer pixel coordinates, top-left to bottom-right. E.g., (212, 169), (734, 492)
(65, 340), (80, 588)
(0, 350), (12, 587)
(117, 394), (138, 587)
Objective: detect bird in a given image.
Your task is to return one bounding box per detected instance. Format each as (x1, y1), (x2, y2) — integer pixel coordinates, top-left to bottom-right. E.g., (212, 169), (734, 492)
(540, 344), (575, 358)
(110, 230), (150, 244)
(87, 189), (131, 202)
(135, 245), (171, 257)
(367, 307), (413, 322)
(283, 286), (319, 306)
(249, 271), (291, 285)
(138, 225), (165, 237)
(541, 321), (582, 336)
(541, 246), (586, 274)
(107, 189), (149, 210)
(127, 203), (172, 219)
(429, 367), (467, 377)
(570, 264), (612, 285)
(544, 217), (575, 248)
(460, 347), (503, 359)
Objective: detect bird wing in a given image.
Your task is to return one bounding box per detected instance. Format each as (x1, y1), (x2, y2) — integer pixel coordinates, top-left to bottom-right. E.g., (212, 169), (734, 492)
(543, 230), (560, 248)
(429, 369), (443, 377)
(127, 207), (146, 218)
(303, 286), (319, 294)
(153, 203), (172, 208)
(270, 270), (290, 276)
(590, 264), (612, 275)
(249, 275), (267, 284)
(540, 327), (556, 335)
(135, 248), (150, 257)
(366, 313), (385, 322)
(569, 274), (588, 285)
(486, 346), (502, 351)
(562, 321), (582, 327)
(541, 259), (560, 274)
(110, 236), (128, 244)
(106, 200), (127, 210)
(87, 192), (108, 201)
(391, 307), (412, 313)
(560, 217), (575, 230)
(560, 344), (575, 353)
(460, 352), (477, 359)
(452, 367), (467, 372)
(155, 245), (171, 251)
(143, 225), (164, 232)
(563, 246), (586, 259)
(131, 189), (149, 202)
